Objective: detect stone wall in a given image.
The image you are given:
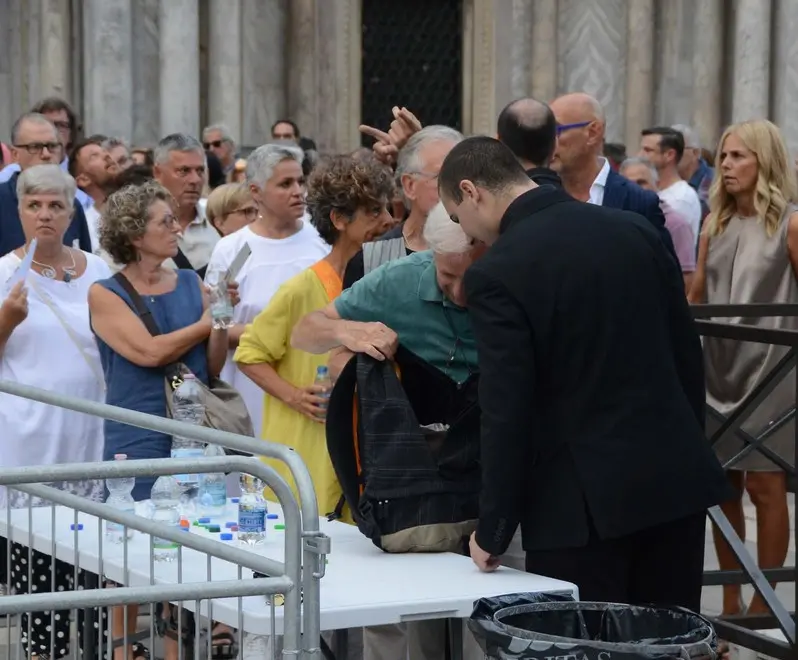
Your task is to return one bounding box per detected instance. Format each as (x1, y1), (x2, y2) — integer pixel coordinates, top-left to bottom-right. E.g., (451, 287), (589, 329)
(0, 0), (795, 155)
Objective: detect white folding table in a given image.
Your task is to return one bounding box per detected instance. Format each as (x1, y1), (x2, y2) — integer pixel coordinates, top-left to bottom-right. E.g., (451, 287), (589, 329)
(0, 502), (578, 657)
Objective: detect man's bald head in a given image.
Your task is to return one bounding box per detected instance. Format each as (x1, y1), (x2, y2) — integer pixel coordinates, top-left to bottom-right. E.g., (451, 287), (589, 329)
(550, 92), (605, 126)
(496, 97), (557, 169)
(549, 93), (607, 175)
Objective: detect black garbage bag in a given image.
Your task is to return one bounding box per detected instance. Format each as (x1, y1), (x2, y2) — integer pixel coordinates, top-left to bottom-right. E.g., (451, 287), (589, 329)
(469, 593), (718, 660)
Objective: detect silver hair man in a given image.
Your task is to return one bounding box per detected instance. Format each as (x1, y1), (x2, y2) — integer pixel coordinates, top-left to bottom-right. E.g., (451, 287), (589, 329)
(153, 133), (204, 165)
(671, 124), (701, 150)
(619, 157), (660, 188)
(423, 201), (473, 255)
(17, 164), (77, 208)
(10, 113), (57, 145)
(395, 125), (463, 209)
(245, 143), (304, 188)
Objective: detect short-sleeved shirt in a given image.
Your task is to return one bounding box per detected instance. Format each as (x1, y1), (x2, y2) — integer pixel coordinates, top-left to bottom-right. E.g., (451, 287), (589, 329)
(335, 250), (476, 384)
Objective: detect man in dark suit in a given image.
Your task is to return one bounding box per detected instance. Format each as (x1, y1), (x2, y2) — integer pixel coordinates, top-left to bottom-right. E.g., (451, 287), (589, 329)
(437, 136), (732, 611)
(499, 95), (677, 260)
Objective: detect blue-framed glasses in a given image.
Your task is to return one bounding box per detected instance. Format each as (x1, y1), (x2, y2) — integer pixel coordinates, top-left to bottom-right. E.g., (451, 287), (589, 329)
(556, 121), (591, 136)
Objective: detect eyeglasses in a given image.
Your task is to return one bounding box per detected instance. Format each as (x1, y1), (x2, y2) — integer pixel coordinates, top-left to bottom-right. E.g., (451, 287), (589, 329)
(154, 214), (180, 230)
(203, 140), (224, 149)
(229, 206), (258, 219)
(14, 142), (63, 155)
(52, 120), (71, 131)
(413, 170), (440, 181)
(556, 121), (591, 136)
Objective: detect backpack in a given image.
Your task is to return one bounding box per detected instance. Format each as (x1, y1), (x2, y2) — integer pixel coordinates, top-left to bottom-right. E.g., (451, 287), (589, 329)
(326, 347), (480, 553)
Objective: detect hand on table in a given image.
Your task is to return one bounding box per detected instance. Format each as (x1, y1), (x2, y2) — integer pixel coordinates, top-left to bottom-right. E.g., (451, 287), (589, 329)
(469, 532), (500, 573)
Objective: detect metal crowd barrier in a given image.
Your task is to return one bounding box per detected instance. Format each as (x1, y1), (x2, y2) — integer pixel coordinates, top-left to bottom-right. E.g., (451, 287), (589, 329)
(693, 303), (798, 660)
(0, 379), (330, 660)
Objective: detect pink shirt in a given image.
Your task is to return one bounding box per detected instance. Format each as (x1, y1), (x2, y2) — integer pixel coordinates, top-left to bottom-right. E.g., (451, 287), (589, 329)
(660, 197), (696, 272)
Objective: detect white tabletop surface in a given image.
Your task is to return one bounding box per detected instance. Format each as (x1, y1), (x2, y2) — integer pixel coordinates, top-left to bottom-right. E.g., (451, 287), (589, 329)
(0, 502), (578, 634)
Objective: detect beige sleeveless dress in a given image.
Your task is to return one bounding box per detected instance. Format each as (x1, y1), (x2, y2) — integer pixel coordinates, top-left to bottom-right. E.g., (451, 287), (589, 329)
(704, 206), (798, 471)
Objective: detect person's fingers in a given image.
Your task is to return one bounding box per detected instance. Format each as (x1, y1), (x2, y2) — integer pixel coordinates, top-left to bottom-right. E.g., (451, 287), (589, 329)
(362, 343), (386, 361)
(359, 125), (390, 143)
(398, 107), (422, 131)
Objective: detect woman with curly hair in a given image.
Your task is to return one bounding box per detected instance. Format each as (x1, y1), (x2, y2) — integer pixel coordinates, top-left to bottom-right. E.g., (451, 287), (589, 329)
(234, 154), (393, 520)
(690, 119), (798, 617)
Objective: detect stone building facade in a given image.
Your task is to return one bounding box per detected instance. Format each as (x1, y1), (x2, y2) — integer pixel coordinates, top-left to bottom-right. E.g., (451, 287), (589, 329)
(0, 0), (795, 155)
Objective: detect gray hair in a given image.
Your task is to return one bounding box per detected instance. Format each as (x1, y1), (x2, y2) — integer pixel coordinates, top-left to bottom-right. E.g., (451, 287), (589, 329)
(10, 112), (57, 144)
(153, 133), (204, 165)
(396, 125), (463, 208)
(672, 124), (700, 149)
(245, 142), (304, 188)
(203, 123), (236, 148)
(619, 157), (659, 186)
(423, 201), (472, 255)
(103, 136), (129, 151)
(16, 164), (77, 208)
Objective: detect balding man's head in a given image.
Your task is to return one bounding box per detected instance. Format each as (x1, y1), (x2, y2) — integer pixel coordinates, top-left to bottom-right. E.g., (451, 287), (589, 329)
(496, 97), (557, 169)
(549, 93), (606, 176)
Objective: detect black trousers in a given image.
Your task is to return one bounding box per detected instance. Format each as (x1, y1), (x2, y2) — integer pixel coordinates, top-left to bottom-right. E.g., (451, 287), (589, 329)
(525, 512), (707, 612)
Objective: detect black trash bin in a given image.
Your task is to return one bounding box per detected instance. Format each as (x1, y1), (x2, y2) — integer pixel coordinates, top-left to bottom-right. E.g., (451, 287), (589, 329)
(468, 593), (718, 660)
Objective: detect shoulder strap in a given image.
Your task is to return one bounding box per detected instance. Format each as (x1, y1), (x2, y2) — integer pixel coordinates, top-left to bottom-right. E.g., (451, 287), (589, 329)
(362, 238), (406, 275)
(172, 247), (194, 272)
(112, 272), (162, 337)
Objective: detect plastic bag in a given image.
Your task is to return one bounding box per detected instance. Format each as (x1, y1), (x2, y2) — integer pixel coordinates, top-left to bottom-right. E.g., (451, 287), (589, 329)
(468, 593), (718, 660)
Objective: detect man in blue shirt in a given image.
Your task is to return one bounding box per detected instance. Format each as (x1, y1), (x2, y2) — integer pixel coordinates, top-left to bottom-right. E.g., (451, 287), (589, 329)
(0, 113), (91, 256)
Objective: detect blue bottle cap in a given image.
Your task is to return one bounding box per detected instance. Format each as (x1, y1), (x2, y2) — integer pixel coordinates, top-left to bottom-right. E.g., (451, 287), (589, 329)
(230, 497), (239, 503)
(70, 523), (83, 531)
(198, 517), (211, 524)
(220, 533), (233, 541)
(180, 527), (190, 532)
(266, 514), (278, 519)
(225, 521), (237, 528)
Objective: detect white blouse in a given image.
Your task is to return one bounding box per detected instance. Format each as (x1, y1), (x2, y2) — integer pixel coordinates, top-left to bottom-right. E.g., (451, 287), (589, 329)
(0, 251), (112, 508)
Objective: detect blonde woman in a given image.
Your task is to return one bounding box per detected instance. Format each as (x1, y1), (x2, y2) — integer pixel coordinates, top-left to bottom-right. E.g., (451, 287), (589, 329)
(690, 119), (798, 616)
(205, 183), (258, 237)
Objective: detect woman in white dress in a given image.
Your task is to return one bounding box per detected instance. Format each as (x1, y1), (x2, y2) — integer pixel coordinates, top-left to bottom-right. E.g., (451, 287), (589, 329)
(0, 164), (111, 659)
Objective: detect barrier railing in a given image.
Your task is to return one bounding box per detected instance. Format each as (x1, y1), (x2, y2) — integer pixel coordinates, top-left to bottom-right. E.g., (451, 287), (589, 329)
(0, 379), (330, 659)
(692, 304), (798, 660)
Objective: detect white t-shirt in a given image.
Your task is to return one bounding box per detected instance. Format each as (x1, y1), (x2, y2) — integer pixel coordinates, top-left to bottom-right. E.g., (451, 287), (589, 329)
(0, 251), (112, 507)
(204, 221), (330, 437)
(659, 180), (702, 248)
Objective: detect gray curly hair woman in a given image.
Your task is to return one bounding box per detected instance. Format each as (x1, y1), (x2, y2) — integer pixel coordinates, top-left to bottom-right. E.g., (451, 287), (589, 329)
(100, 181), (174, 265)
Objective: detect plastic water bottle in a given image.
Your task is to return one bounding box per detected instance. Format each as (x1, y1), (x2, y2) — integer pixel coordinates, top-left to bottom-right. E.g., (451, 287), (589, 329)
(150, 475), (181, 562)
(314, 365), (332, 419)
(171, 374), (205, 513)
(198, 443), (227, 517)
(105, 454), (135, 543)
(237, 472), (267, 545)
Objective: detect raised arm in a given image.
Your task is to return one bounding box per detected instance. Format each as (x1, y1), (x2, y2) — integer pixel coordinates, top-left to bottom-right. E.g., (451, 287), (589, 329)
(0, 281), (28, 357)
(89, 283), (211, 368)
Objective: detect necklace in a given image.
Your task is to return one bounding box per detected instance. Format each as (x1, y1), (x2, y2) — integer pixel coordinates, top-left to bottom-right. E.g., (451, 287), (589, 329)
(23, 245), (77, 282)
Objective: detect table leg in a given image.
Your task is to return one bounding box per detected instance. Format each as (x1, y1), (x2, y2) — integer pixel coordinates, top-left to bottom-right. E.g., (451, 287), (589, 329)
(448, 618), (464, 660)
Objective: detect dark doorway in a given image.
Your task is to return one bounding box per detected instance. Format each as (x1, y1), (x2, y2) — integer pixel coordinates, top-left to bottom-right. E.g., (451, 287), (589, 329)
(360, 0), (463, 143)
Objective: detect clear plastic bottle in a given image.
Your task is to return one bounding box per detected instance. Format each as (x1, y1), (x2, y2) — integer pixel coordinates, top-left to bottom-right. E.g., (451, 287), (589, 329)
(171, 374), (206, 514)
(198, 443), (227, 517)
(314, 365), (332, 420)
(105, 453), (135, 543)
(237, 471), (267, 545)
(150, 475), (181, 562)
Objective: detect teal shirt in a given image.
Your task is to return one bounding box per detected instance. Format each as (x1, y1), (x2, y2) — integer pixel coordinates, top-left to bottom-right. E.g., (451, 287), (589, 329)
(335, 251), (477, 384)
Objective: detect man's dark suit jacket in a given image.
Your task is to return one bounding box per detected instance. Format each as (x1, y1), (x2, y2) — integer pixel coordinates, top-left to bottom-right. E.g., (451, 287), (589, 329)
(525, 165), (678, 262)
(0, 172), (91, 256)
(464, 186), (731, 556)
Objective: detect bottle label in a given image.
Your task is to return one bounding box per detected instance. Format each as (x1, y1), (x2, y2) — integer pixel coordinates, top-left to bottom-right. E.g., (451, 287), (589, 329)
(171, 447), (204, 484)
(238, 504), (266, 533)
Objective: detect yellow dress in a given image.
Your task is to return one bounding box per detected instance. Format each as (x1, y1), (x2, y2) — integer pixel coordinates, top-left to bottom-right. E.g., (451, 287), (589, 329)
(234, 260), (352, 523)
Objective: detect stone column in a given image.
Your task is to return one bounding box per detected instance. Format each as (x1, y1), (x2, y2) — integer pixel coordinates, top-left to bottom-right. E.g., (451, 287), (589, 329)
(462, 0), (497, 136)
(83, 0), (133, 139)
(731, 0), (771, 122)
(208, 0), (242, 143)
(529, 0), (558, 102)
(557, 0), (628, 142)
(773, 0), (798, 155)
(131, 0), (160, 146)
(40, 0), (70, 99)
(654, 0), (695, 126)
(624, 0), (654, 149)
(287, 0), (317, 143)
(692, 0), (724, 149)
(159, 0), (200, 137)
(0, 0), (14, 140)
(241, 0), (287, 148)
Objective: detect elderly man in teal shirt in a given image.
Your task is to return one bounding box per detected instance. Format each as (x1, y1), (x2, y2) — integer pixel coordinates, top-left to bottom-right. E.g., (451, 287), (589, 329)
(291, 201), (481, 384)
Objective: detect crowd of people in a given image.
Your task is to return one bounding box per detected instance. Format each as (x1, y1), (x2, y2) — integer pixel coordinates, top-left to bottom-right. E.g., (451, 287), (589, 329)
(0, 88), (794, 660)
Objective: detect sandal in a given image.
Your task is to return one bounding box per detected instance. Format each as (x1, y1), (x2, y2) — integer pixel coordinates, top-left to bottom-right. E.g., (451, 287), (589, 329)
(209, 624), (239, 660)
(131, 642), (150, 659)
